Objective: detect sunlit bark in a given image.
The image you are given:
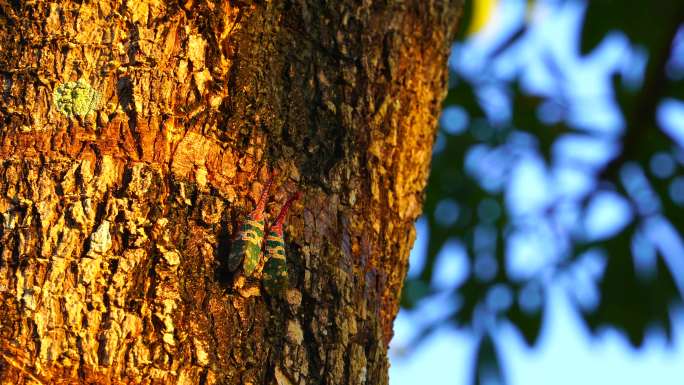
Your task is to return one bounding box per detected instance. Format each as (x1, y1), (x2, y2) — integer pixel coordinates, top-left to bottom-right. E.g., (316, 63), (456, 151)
(0, 1), (461, 383)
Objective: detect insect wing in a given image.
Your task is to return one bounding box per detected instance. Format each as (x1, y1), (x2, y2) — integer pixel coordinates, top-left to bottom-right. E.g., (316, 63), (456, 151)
(227, 218), (265, 275)
(263, 231), (288, 295)
(240, 218), (265, 276)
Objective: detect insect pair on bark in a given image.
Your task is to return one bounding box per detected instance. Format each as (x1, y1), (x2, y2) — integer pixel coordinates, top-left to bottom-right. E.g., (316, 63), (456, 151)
(227, 172), (300, 296)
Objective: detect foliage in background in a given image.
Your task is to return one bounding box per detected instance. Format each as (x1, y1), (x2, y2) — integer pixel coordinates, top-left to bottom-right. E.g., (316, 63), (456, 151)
(400, 0), (684, 384)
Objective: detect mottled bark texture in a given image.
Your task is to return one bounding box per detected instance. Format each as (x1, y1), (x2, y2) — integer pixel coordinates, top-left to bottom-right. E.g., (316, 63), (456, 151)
(0, 1), (461, 384)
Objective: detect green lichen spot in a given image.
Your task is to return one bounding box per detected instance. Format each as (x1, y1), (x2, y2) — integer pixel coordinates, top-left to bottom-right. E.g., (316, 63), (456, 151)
(53, 79), (101, 118)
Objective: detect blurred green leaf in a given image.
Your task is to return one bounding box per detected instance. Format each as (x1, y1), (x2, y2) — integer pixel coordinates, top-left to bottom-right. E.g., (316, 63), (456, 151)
(509, 82), (568, 164)
(402, 0), (684, 380)
(443, 78), (486, 116)
(454, 277), (485, 327)
(454, 0), (475, 41)
(583, 224), (680, 347)
(507, 287), (545, 347)
(580, 1), (683, 55)
(401, 279), (433, 310)
(666, 79), (684, 100)
(472, 334), (507, 385)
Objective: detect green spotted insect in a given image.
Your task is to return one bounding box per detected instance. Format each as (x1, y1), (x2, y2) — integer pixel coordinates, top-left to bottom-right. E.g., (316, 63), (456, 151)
(262, 191), (301, 295)
(228, 170), (300, 295)
(227, 173), (275, 276)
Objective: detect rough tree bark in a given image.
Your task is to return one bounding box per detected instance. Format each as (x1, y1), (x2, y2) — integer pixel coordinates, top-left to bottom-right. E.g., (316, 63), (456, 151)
(0, 1), (461, 384)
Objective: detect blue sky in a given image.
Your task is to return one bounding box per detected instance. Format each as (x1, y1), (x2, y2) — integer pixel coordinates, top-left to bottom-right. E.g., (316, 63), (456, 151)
(389, 1), (684, 384)
(390, 221), (684, 385)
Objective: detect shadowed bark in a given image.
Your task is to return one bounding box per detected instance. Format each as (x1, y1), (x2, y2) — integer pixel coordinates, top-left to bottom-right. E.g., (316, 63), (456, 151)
(0, 1), (462, 384)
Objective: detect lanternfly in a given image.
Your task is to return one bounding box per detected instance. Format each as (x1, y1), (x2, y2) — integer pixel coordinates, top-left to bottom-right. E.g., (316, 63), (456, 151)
(228, 171), (300, 295)
(227, 173), (274, 276)
(263, 191), (301, 295)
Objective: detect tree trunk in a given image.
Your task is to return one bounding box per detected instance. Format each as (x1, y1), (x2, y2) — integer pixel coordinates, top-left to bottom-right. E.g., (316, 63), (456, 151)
(0, 1), (461, 384)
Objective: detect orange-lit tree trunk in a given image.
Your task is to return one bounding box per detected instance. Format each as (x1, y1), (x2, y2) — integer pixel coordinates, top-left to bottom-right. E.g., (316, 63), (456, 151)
(0, 1), (461, 384)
